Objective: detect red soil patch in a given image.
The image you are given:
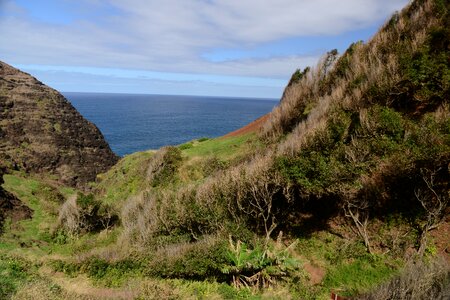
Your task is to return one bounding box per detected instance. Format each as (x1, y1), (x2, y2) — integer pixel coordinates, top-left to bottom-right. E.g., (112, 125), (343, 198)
(222, 113), (270, 138)
(430, 218), (450, 262)
(304, 262), (326, 285)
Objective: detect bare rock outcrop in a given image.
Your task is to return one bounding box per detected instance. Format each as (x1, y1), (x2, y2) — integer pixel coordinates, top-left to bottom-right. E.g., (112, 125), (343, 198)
(0, 61), (118, 187)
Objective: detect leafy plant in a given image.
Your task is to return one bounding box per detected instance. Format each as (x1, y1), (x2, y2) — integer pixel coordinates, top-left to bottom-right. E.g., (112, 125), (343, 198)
(221, 236), (299, 289)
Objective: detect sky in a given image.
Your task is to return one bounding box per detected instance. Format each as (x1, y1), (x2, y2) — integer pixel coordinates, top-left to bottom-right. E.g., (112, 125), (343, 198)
(0, 0), (409, 98)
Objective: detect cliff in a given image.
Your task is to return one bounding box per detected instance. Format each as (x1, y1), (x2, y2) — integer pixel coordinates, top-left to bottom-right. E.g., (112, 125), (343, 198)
(0, 61), (118, 187)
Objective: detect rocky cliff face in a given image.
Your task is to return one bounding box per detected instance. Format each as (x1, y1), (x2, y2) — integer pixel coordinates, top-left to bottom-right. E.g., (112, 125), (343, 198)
(0, 61), (118, 187)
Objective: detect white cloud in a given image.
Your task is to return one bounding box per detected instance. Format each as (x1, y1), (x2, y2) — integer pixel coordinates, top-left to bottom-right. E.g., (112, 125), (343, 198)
(19, 67), (284, 98)
(0, 0), (408, 87)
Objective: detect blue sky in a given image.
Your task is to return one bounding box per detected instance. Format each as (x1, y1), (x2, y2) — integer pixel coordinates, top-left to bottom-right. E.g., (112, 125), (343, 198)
(0, 0), (408, 98)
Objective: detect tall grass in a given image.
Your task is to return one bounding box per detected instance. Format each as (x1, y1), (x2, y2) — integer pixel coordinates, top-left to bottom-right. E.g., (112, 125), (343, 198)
(357, 257), (450, 300)
(117, 0), (449, 251)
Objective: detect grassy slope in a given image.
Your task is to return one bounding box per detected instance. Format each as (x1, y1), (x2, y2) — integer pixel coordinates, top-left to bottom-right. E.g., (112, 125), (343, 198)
(94, 134), (259, 208)
(0, 147), (445, 298)
(0, 135), (271, 299)
(0, 139), (413, 299)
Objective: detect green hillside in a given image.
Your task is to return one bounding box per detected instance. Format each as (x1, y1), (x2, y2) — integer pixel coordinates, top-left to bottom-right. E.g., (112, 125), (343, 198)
(1, 0), (449, 299)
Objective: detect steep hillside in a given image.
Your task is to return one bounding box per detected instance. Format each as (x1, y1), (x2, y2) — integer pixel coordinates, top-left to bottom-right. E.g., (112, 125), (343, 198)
(0, 0), (448, 299)
(104, 0), (449, 253)
(0, 61), (118, 187)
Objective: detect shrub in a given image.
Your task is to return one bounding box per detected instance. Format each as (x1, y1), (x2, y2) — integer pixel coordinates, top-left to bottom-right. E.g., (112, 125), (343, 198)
(178, 142), (193, 150)
(147, 236), (229, 280)
(288, 67), (311, 86)
(147, 146), (182, 187)
(357, 257), (450, 300)
(57, 193), (117, 237)
(277, 154), (333, 194)
(201, 156), (228, 176)
(84, 258), (144, 287)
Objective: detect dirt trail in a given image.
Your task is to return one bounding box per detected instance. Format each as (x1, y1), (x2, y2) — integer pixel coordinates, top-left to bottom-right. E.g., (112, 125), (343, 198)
(39, 266), (138, 300)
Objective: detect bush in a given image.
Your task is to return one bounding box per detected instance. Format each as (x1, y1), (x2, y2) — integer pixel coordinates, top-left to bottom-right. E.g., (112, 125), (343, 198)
(357, 257), (450, 300)
(201, 156), (228, 176)
(178, 142), (193, 150)
(147, 236), (229, 280)
(57, 193), (118, 237)
(277, 154), (333, 193)
(147, 146), (182, 187)
(288, 67), (311, 86)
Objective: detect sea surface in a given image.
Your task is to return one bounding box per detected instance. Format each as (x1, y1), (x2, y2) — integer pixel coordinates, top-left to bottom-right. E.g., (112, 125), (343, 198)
(63, 92), (278, 157)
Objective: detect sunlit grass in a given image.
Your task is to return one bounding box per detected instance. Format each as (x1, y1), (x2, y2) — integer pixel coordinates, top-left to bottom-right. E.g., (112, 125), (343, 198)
(182, 133), (258, 160)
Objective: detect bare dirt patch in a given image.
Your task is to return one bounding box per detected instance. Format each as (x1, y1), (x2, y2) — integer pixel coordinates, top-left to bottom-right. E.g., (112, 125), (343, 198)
(430, 218), (450, 263)
(222, 113), (270, 138)
(303, 262), (326, 285)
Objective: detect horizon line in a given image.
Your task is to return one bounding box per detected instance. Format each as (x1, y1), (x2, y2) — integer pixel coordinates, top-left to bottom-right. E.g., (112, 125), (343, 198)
(61, 90), (280, 101)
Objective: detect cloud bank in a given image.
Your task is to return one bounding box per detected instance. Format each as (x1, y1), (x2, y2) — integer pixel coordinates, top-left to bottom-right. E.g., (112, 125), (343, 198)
(0, 0), (408, 97)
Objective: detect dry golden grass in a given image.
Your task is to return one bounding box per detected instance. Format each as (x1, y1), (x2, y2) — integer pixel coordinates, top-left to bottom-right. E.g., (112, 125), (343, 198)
(118, 0), (444, 255)
(57, 194), (81, 236)
(356, 257), (450, 300)
(262, 0), (437, 144)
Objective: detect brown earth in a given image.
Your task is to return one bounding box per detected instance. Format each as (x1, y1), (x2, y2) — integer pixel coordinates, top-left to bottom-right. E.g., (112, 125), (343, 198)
(222, 113), (270, 138)
(0, 61), (118, 188)
(303, 262), (326, 285)
(430, 218), (450, 263)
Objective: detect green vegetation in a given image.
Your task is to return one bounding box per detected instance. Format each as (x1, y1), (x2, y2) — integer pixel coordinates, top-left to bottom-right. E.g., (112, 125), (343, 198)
(0, 255), (36, 299)
(1, 0), (449, 298)
(182, 133), (258, 161)
(1, 175), (59, 254)
(53, 123), (62, 133)
(291, 231), (403, 299)
(147, 146), (182, 187)
(95, 150), (154, 207)
(221, 237), (300, 289)
(288, 67), (310, 86)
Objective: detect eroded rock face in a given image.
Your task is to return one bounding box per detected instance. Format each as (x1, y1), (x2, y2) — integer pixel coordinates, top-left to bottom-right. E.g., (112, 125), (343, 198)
(0, 61), (118, 187)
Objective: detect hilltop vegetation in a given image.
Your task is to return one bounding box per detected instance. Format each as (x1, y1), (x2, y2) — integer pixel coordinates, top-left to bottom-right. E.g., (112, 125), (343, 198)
(0, 0), (449, 299)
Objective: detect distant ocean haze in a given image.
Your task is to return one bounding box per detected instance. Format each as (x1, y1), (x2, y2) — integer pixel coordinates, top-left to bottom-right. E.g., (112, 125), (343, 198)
(63, 92), (278, 156)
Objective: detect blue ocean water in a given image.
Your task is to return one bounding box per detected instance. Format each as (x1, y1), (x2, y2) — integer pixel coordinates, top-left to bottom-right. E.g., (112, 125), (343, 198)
(63, 92), (278, 157)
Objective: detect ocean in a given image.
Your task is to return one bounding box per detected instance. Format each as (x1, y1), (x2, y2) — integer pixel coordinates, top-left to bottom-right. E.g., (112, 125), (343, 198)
(63, 92), (278, 157)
